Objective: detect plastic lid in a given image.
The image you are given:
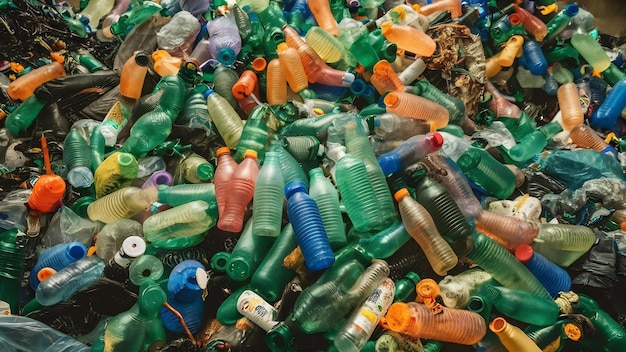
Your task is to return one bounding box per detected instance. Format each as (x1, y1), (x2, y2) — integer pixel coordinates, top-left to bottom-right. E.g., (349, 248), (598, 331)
(252, 57), (267, 72)
(37, 267), (57, 282)
(216, 147), (231, 156)
(228, 258), (252, 281)
(117, 152), (135, 167)
(565, 3), (579, 17)
(134, 52), (150, 67)
(266, 323), (293, 351)
(217, 47), (236, 66)
(67, 242), (87, 260)
(121, 236), (146, 258)
(203, 89), (215, 99)
(508, 13), (521, 26)
(383, 92), (399, 107)
(378, 154), (400, 176)
(404, 271), (421, 285)
(514, 244), (534, 262)
(196, 268), (209, 289)
(416, 278), (440, 298)
(244, 149), (258, 159)
(564, 322), (583, 341)
(429, 132), (444, 149)
(489, 317), (507, 333)
(277, 42), (289, 51)
(385, 302), (411, 332)
(197, 163), (214, 181)
(211, 251), (230, 271)
(394, 188), (410, 201)
(285, 180), (307, 199)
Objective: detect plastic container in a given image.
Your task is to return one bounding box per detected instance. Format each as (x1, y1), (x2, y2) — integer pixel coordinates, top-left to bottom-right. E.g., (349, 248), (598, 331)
(95, 219), (143, 263)
(87, 186), (158, 224)
(225, 218), (274, 282)
(378, 132), (443, 176)
(160, 260), (206, 334)
(277, 42), (308, 94)
(379, 21), (436, 57)
(28, 174), (66, 214)
(7, 60), (66, 102)
(532, 223), (596, 267)
(213, 147), (238, 218)
(571, 33), (612, 73)
(175, 153), (214, 184)
(207, 16), (242, 66)
(0, 229), (27, 314)
(233, 105), (270, 163)
(475, 211), (539, 251)
(35, 255), (105, 306)
(63, 128), (93, 188)
(119, 51), (150, 100)
(237, 290), (280, 331)
(308, 0), (339, 37)
(205, 89), (244, 149)
(408, 79), (466, 126)
(304, 26), (344, 63)
(489, 317), (542, 352)
(266, 58), (288, 105)
(456, 147), (516, 199)
(513, 4), (547, 42)
(143, 200), (216, 247)
(4, 95), (48, 135)
(515, 244), (572, 298)
(591, 78), (626, 130)
(218, 150), (259, 233)
(544, 3), (579, 42)
(416, 0), (462, 18)
(253, 151), (284, 237)
(384, 91), (449, 130)
(308, 168), (346, 250)
(29, 241), (87, 290)
(93, 152), (138, 199)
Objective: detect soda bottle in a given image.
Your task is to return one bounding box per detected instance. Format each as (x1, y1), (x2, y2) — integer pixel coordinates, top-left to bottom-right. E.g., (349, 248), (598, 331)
(308, 168), (346, 250)
(475, 210), (539, 251)
(253, 151), (284, 237)
(408, 79), (466, 126)
(568, 124), (616, 156)
(0, 228), (27, 314)
(36, 255), (105, 306)
(304, 26), (344, 63)
(213, 65), (240, 108)
(218, 150), (259, 233)
(489, 317), (542, 352)
(213, 147), (238, 217)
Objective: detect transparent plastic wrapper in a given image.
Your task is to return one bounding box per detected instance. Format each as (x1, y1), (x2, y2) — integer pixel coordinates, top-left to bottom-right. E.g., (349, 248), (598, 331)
(156, 11), (201, 57)
(0, 315), (90, 352)
(42, 206), (98, 248)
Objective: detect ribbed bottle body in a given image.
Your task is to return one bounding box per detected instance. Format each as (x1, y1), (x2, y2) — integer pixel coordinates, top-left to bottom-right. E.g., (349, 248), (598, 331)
(284, 136), (322, 162)
(36, 256), (105, 306)
(571, 33), (611, 72)
(533, 223), (596, 266)
(467, 232), (551, 299)
(269, 143), (309, 187)
(304, 26), (344, 63)
(253, 152), (284, 237)
(309, 168), (347, 250)
(8, 61), (66, 102)
(234, 109), (269, 163)
(457, 147), (516, 199)
(380, 22), (436, 57)
(207, 16), (242, 66)
(516, 245), (572, 298)
(213, 66), (240, 108)
(521, 40), (548, 75)
(335, 154), (380, 233)
(385, 302), (486, 345)
(591, 78), (626, 129)
(63, 128), (93, 187)
(384, 91), (449, 129)
(157, 183), (217, 210)
(569, 124), (610, 152)
(557, 82), (584, 131)
(397, 193), (458, 276)
(277, 43), (308, 93)
(286, 184), (335, 271)
(266, 59), (287, 105)
(374, 113), (432, 140)
(119, 52), (149, 99)
(475, 211), (539, 251)
(411, 80), (466, 125)
(87, 186), (156, 223)
(213, 149), (237, 217)
(30, 241), (87, 289)
(218, 154), (259, 233)
(143, 200), (215, 243)
(207, 92), (244, 149)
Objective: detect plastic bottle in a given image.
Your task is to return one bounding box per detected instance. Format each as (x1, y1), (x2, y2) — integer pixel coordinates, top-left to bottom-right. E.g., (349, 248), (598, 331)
(532, 223), (596, 267)
(384, 91), (449, 129)
(7, 60), (66, 102)
(591, 78), (626, 130)
(544, 3), (578, 42)
(213, 147), (238, 218)
(467, 232), (552, 299)
(308, 0), (339, 37)
(143, 200), (216, 248)
(519, 40), (548, 75)
(119, 51), (150, 100)
(207, 16), (242, 66)
(251, 152), (284, 237)
(370, 60), (405, 94)
(225, 218), (275, 282)
(571, 33), (611, 73)
(175, 153), (214, 184)
(0, 229), (27, 314)
(505, 121), (563, 162)
(515, 244), (571, 298)
(95, 219), (144, 263)
(513, 4), (547, 42)
(213, 65), (241, 108)
(142, 171), (173, 190)
(29, 241), (87, 290)
(308, 168), (346, 250)
(407, 80), (466, 126)
(160, 260), (206, 334)
(102, 235), (146, 284)
(384, 301), (486, 345)
(4, 95), (48, 135)
(151, 50), (182, 77)
(489, 317), (542, 352)
(266, 58), (288, 105)
(304, 26), (344, 63)
(269, 141), (309, 188)
(395, 188), (458, 276)
(378, 132), (443, 176)
(397, 58), (427, 85)
(372, 113), (433, 140)
(79, 0), (115, 27)
(218, 150), (259, 233)
(277, 42), (309, 94)
(101, 0), (163, 39)
(93, 152), (138, 199)
(87, 186), (158, 224)
(497, 35), (524, 68)
(456, 147), (516, 199)
(35, 255), (105, 306)
(416, 0), (462, 18)
(205, 89), (244, 149)
(62, 128), (92, 188)
(575, 294), (626, 351)
(334, 278), (395, 352)
(475, 211), (539, 251)
(379, 21), (436, 58)
(234, 105), (270, 163)
(28, 174), (66, 214)
(284, 136), (323, 162)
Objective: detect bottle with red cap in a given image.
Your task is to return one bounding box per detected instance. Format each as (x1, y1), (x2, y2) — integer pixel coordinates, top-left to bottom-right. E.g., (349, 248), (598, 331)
(515, 244), (572, 298)
(213, 147), (238, 218)
(217, 150), (259, 233)
(377, 132), (444, 176)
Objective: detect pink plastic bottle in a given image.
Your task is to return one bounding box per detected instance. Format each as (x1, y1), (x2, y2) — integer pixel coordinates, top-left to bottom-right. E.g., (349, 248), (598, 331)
(217, 150), (259, 233)
(214, 147), (238, 218)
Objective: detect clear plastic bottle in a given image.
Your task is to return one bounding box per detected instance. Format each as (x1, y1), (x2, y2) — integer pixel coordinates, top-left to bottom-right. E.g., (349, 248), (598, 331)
(119, 51), (150, 100)
(218, 150), (259, 233)
(308, 167), (346, 250)
(29, 241), (87, 290)
(378, 132), (443, 176)
(384, 301), (486, 345)
(571, 33), (611, 73)
(372, 113), (433, 140)
(379, 21), (436, 57)
(208, 16), (242, 66)
(63, 128), (93, 188)
(477, 284), (560, 326)
(36, 255), (105, 306)
(395, 188), (458, 276)
(334, 278), (395, 352)
(266, 58), (288, 105)
(0, 229), (27, 314)
(213, 65), (240, 108)
(384, 91), (449, 129)
(95, 219), (143, 263)
(206, 89), (244, 149)
(253, 151), (284, 237)
(532, 223), (596, 267)
(213, 147), (238, 218)
(28, 174), (66, 214)
(93, 152), (138, 199)
(234, 105), (270, 163)
(143, 200), (216, 245)
(269, 141), (309, 188)
(285, 180), (335, 271)
(284, 136), (323, 162)
(87, 186), (158, 224)
(7, 60), (66, 102)
(408, 80), (466, 126)
(489, 317), (542, 352)
(160, 260), (206, 334)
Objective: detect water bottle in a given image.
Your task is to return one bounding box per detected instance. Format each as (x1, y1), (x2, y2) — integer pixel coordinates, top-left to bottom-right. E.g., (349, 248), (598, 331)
(571, 33), (611, 73)
(515, 244), (571, 298)
(4, 95), (48, 136)
(467, 232), (551, 299)
(269, 141), (309, 188)
(218, 150), (259, 233)
(30, 241), (87, 289)
(285, 180), (335, 272)
(384, 91), (449, 130)
(308, 168), (346, 250)
(544, 3), (579, 42)
(160, 260), (206, 334)
(36, 255), (105, 306)
(224, 218), (275, 282)
(266, 58), (288, 105)
(518, 40), (548, 75)
(28, 174), (66, 214)
(143, 200), (216, 249)
(378, 132), (443, 176)
(252, 151), (284, 237)
(95, 219), (144, 263)
(234, 105), (270, 163)
(304, 26), (344, 63)
(408, 79), (466, 126)
(489, 317), (542, 352)
(394, 188), (458, 276)
(532, 223), (596, 267)
(205, 89), (244, 149)
(250, 223), (298, 303)
(174, 153), (214, 184)
(504, 121), (563, 162)
(213, 147), (238, 218)
(7, 60), (66, 102)
(119, 51), (150, 100)
(94, 152), (138, 199)
(87, 186), (158, 223)
(208, 16), (242, 66)
(79, 0), (115, 28)
(379, 21), (436, 57)
(237, 289), (280, 331)
(334, 278), (395, 352)
(456, 146), (516, 199)
(384, 301), (486, 345)
(0, 228), (27, 314)
(284, 136), (323, 162)
(371, 113), (433, 140)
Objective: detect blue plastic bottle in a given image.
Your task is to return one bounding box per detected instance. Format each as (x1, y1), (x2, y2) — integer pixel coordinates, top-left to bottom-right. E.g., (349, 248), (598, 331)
(285, 180), (335, 271)
(160, 260), (206, 334)
(518, 40), (548, 76)
(515, 244), (572, 298)
(30, 241), (87, 289)
(35, 255), (105, 306)
(590, 78), (626, 130)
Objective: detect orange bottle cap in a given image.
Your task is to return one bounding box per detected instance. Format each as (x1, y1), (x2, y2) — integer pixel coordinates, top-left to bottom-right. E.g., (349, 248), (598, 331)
(252, 57), (267, 72)
(383, 92), (399, 107)
(216, 147), (231, 156)
(37, 267), (57, 282)
(244, 149), (258, 159)
(394, 188), (410, 201)
(87, 246), (97, 257)
(385, 302), (412, 332)
(277, 42), (289, 51)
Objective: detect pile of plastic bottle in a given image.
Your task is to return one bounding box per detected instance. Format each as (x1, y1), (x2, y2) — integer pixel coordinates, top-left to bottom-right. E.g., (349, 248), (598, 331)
(1, 0), (626, 351)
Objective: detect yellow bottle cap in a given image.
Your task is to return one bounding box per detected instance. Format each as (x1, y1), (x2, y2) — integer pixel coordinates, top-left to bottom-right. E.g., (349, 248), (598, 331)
(277, 42), (289, 51)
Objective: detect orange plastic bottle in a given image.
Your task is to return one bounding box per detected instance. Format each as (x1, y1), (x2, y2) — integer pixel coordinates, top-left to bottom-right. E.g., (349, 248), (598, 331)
(214, 147), (238, 218)
(414, 0), (462, 18)
(568, 124), (612, 153)
(513, 4), (547, 42)
(119, 51), (150, 100)
(152, 50), (182, 77)
(28, 174), (67, 214)
(384, 91), (449, 129)
(489, 317), (542, 352)
(370, 60), (405, 95)
(266, 59), (287, 105)
(485, 52), (503, 79)
(277, 42), (308, 93)
(384, 301), (486, 345)
(498, 35), (524, 68)
(380, 21), (436, 58)
(475, 211), (539, 252)
(8, 61), (66, 102)
(557, 82), (584, 131)
(232, 70), (259, 100)
(217, 150), (260, 233)
(308, 0), (339, 37)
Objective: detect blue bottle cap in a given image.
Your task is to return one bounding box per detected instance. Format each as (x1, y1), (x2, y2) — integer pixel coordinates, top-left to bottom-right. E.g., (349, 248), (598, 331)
(565, 3), (579, 17)
(378, 153), (401, 176)
(284, 180), (307, 199)
(217, 47), (236, 67)
(203, 89), (214, 99)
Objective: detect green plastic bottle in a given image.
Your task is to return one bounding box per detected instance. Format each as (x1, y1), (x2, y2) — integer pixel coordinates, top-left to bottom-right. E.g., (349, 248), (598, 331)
(0, 228), (27, 314)
(393, 272), (421, 302)
(206, 89), (244, 149)
(157, 183), (217, 210)
(253, 151), (284, 237)
(545, 3), (579, 42)
(279, 112), (348, 140)
(225, 218), (275, 282)
(212, 65), (240, 108)
(308, 167), (347, 250)
(269, 141), (309, 188)
(575, 294), (626, 351)
(4, 94), (48, 135)
(457, 147), (516, 200)
(408, 79), (466, 126)
(63, 128), (93, 188)
(173, 153), (214, 184)
(216, 284), (251, 325)
(532, 223), (596, 267)
(475, 284), (560, 326)
(504, 121), (563, 162)
(234, 105), (270, 163)
(90, 125), (106, 172)
(250, 224), (298, 303)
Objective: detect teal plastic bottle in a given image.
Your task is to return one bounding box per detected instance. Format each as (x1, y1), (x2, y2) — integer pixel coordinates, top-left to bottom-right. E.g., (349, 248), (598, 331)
(269, 141), (309, 188)
(4, 94), (48, 135)
(504, 122), (563, 162)
(253, 151), (284, 237)
(457, 146), (516, 199)
(308, 167), (347, 250)
(225, 218), (275, 282)
(0, 228), (27, 314)
(234, 105), (270, 163)
(545, 3), (579, 42)
(119, 75), (186, 159)
(63, 128), (93, 188)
